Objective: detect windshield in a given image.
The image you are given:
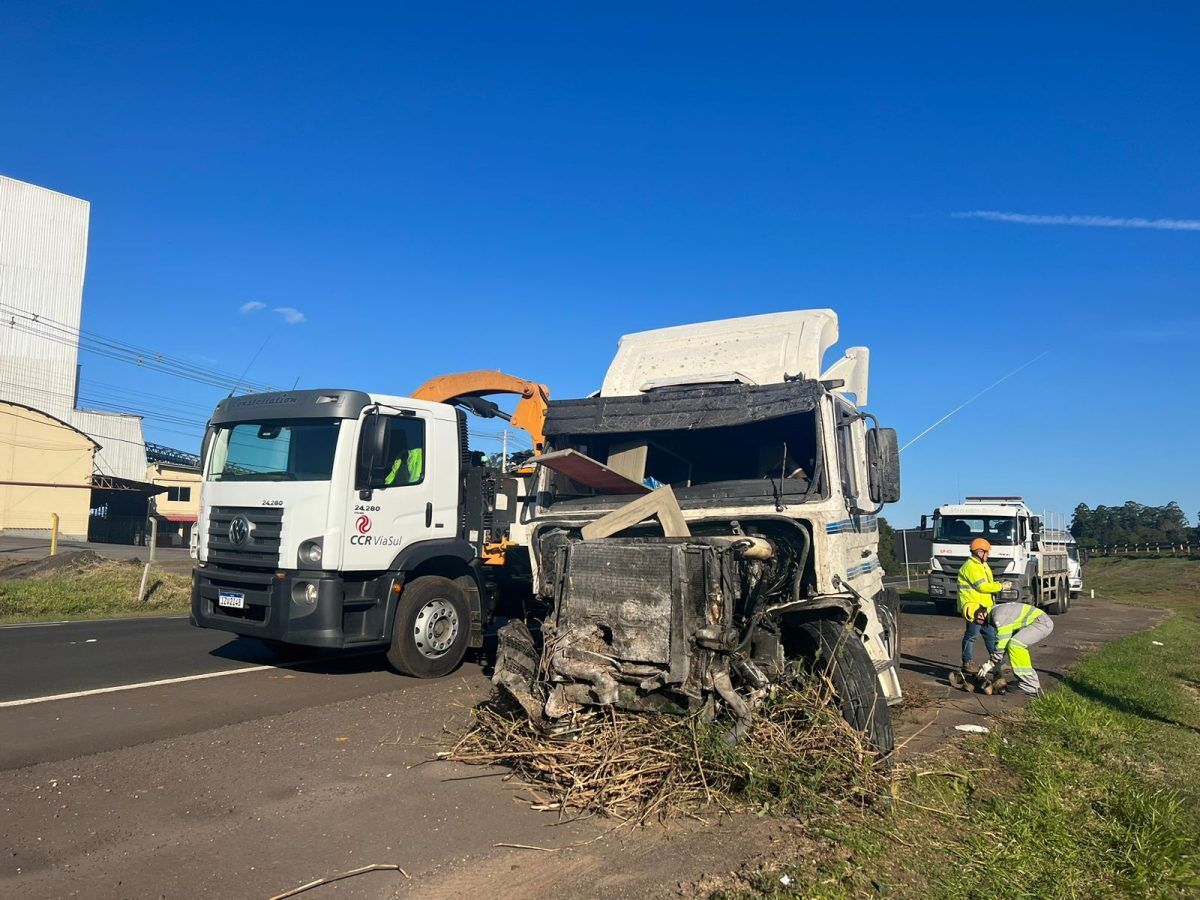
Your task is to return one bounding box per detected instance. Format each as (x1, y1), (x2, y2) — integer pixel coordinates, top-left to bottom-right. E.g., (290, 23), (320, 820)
(932, 515), (1016, 546)
(207, 419), (341, 482)
(1067, 546), (1080, 562)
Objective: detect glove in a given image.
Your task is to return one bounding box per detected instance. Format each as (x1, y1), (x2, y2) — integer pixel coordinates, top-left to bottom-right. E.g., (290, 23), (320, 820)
(990, 651), (1004, 665)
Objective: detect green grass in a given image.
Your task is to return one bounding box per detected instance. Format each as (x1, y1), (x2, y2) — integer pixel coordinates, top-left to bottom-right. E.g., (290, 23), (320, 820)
(0, 558), (192, 623)
(722, 557), (1200, 898)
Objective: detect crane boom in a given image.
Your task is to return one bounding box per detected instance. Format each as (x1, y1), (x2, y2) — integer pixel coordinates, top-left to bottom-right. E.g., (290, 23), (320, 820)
(411, 370), (550, 454)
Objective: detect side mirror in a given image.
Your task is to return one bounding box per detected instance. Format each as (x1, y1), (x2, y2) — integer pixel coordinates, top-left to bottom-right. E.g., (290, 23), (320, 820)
(866, 427), (901, 505)
(355, 412), (388, 494)
(920, 514), (928, 532)
(1030, 515), (1042, 548)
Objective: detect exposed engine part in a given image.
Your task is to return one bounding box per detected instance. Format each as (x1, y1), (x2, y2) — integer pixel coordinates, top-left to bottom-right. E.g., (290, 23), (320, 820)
(494, 526), (816, 738)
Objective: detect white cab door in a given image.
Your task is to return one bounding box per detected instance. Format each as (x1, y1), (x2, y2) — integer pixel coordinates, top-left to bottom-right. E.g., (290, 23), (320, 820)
(342, 412), (438, 571)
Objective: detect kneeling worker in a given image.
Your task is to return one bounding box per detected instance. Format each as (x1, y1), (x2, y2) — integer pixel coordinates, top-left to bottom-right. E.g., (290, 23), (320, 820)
(965, 601), (1055, 695)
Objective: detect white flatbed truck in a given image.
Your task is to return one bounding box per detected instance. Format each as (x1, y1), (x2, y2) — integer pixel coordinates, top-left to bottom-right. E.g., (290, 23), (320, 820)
(923, 496), (1072, 616)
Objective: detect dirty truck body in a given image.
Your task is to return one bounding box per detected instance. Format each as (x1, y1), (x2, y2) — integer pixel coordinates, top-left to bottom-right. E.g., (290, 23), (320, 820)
(925, 497), (1072, 616)
(498, 310), (903, 749)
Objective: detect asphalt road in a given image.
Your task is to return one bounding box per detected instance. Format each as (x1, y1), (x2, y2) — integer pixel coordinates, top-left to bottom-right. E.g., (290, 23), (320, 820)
(0, 597), (1165, 899)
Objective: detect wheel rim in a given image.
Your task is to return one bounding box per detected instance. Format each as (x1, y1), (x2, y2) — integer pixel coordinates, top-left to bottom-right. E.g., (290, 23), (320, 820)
(413, 598), (460, 659)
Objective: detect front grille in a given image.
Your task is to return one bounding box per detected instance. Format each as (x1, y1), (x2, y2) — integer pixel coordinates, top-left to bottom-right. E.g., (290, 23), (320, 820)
(207, 506), (283, 569)
(938, 555), (1013, 576)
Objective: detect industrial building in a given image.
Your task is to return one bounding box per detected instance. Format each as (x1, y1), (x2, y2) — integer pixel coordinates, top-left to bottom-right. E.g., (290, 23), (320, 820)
(146, 453), (202, 547)
(0, 175), (159, 543)
(0, 400), (97, 541)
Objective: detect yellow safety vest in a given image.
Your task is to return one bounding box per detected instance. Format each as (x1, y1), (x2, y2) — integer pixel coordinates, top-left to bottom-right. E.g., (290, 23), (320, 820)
(990, 602), (1043, 653)
(384, 448), (424, 486)
(957, 555), (1003, 617)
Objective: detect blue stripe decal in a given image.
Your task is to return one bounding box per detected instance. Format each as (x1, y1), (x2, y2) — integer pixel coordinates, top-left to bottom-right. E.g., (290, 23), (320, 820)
(845, 559), (881, 580)
(826, 514), (879, 535)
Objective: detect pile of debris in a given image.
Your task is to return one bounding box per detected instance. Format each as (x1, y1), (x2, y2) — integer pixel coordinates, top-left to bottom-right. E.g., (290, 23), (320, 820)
(0, 550), (110, 581)
(444, 681), (887, 825)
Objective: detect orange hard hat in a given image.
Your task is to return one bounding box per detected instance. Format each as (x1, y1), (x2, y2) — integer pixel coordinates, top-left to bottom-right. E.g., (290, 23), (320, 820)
(970, 538), (992, 553)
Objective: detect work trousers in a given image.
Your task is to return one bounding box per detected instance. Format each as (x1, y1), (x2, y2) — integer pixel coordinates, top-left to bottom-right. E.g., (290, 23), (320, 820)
(1005, 614), (1055, 694)
(962, 620), (998, 667)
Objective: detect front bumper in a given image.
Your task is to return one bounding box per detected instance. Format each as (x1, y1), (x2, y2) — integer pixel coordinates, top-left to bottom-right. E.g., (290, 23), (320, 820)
(928, 572), (1023, 605)
(190, 564), (379, 648)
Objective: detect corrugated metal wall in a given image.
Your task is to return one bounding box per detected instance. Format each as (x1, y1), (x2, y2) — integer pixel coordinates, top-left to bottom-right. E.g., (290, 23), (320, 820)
(0, 176), (148, 481)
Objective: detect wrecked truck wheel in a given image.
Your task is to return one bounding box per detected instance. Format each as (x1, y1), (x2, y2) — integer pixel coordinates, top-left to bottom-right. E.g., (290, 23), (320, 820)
(387, 576), (470, 678)
(787, 618), (894, 756)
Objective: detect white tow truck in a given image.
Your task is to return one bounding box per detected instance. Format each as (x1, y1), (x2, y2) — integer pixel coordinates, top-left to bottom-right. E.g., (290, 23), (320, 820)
(923, 497), (1072, 616)
(190, 309), (904, 750)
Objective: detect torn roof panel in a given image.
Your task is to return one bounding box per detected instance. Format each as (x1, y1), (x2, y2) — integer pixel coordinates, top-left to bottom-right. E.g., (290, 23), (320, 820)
(600, 310), (839, 397)
(545, 379), (823, 437)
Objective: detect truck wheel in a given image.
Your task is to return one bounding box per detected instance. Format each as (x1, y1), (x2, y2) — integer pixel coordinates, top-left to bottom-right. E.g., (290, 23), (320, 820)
(1047, 577), (1069, 615)
(788, 618), (894, 756)
(387, 576), (470, 678)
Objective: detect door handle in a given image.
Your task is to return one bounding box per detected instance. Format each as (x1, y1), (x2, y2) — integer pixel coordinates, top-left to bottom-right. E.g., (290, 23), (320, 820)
(425, 502), (433, 527)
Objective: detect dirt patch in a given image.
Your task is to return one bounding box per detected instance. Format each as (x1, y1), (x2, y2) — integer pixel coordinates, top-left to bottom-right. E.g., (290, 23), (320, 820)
(0, 551), (112, 581)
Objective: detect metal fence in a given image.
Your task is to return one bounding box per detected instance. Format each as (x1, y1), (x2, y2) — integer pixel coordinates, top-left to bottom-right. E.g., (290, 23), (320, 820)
(1086, 543), (1199, 558)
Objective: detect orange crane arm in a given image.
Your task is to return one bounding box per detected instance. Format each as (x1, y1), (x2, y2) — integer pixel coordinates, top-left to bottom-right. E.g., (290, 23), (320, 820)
(411, 370), (551, 454)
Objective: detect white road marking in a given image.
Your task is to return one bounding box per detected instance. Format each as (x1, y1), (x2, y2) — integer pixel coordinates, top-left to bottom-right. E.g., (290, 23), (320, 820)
(0, 665), (278, 707)
(0, 650), (378, 708)
(0, 615), (189, 630)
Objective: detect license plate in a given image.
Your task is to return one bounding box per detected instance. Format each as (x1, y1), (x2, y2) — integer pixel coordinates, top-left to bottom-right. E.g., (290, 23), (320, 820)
(218, 590), (245, 610)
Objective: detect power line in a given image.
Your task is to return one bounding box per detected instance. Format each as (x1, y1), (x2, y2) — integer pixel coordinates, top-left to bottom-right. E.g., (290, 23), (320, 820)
(900, 351), (1049, 453)
(0, 302), (278, 393)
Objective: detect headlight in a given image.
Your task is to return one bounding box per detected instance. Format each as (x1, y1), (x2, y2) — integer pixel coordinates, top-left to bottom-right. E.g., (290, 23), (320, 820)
(929, 582), (945, 595)
(299, 539), (323, 566)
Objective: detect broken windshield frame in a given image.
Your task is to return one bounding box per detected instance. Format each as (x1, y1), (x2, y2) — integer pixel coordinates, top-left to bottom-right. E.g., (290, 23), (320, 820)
(540, 410), (828, 508)
(206, 419), (342, 482)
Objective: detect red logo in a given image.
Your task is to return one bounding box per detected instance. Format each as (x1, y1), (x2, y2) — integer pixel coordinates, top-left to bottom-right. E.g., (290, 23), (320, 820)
(355, 515), (372, 534)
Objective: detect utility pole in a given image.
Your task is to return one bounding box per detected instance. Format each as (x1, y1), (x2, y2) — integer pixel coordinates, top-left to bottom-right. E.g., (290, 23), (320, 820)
(501, 429), (508, 472)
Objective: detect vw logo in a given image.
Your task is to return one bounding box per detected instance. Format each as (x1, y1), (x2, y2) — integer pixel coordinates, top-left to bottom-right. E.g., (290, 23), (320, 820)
(229, 516), (252, 545)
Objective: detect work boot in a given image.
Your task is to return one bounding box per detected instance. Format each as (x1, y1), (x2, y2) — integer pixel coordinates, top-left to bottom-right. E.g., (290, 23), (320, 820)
(961, 662), (978, 678)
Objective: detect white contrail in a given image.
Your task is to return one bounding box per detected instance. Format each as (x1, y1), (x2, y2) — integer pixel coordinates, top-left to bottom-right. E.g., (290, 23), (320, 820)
(954, 210), (1200, 232)
(900, 350), (1049, 453)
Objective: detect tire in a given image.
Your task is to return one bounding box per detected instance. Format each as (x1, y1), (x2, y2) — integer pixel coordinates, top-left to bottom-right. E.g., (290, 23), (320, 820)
(386, 575), (471, 678)
(1047, 577), (1069, 615)
(788, 618), (894, 755)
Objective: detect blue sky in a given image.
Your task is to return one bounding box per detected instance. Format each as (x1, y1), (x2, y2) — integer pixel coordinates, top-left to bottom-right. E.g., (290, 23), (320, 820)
(3, 3), (1198, 526)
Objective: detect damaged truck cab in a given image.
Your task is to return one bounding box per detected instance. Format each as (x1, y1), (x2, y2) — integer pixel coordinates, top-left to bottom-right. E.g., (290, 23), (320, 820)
(497, 310), (903, 752)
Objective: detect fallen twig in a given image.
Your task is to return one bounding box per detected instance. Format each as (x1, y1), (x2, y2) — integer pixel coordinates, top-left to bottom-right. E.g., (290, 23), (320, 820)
(268, 863), (409, 900)
(494, 842), (559, 852)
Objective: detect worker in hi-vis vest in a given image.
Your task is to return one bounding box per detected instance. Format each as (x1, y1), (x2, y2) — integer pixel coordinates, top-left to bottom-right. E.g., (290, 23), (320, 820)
(957, 537), (1002, 675)
(383, 441), (423, 486)
(965, 600), (1054, 695)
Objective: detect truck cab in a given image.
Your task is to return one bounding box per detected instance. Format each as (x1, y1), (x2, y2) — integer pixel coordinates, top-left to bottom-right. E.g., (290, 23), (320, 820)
(925, 497), (1071, 616)
(497, 310), (905, 752)
(190, 389), (507, 676)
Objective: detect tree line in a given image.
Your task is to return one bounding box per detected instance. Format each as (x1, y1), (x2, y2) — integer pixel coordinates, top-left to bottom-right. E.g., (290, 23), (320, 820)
(1070, 501), (1195, 549)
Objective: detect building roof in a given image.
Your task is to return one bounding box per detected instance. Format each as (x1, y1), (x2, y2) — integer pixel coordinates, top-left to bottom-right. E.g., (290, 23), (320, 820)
(0, 399), (101, 450)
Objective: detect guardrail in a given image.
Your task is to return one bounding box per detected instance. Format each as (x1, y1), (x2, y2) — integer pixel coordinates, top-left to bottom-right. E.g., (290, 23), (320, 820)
(1086, 543), (1199, 559)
